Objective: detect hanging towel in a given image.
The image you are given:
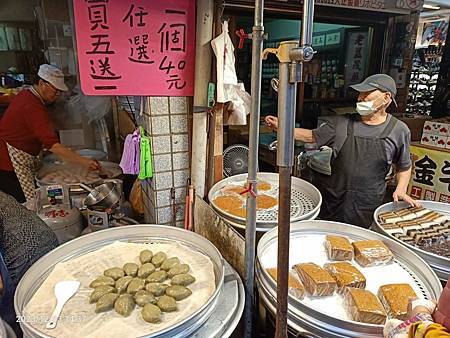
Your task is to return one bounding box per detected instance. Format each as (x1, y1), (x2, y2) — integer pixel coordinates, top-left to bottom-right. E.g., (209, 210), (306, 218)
(119, 129), (141, 175)
(138, 127), (153, 180)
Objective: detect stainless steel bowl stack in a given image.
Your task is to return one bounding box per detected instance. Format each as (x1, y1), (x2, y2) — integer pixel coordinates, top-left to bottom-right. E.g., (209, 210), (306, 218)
(255, 220), (443, 338)
(15, 225), (244, 338)
(373, 201), (450, 282)
(208, 172), (322, 232)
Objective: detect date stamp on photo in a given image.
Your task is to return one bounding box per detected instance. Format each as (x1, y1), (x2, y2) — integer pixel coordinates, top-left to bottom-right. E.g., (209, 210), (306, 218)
(16, 314), (88, 324)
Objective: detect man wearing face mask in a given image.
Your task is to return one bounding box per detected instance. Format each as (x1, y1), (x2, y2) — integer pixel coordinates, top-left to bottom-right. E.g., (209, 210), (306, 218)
(265, 74), (419, 228)
(0, 64), (100, 203)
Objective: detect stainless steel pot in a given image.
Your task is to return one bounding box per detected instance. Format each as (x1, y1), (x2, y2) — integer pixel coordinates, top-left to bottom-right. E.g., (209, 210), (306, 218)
(80, 182), (121, 211)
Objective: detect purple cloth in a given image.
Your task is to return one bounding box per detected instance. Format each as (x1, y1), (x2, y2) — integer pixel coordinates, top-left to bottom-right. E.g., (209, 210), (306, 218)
(119, 130), (140, 174)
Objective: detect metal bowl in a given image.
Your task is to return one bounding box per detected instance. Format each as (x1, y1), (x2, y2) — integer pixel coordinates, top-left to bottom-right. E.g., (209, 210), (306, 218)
(15, 225), (225, 338)
(373, 201), (450, 281)
(83, 182), (121, 211)
(256, 220), (442, 338)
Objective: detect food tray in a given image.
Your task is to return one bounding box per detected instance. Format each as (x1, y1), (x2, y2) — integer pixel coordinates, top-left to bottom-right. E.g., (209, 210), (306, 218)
(208, 173), (322, 229)
(36, 161), (122, 190)
(373, 201), (450, 282)
(256, 220), (442, 338)
(15, 225), (224, 338)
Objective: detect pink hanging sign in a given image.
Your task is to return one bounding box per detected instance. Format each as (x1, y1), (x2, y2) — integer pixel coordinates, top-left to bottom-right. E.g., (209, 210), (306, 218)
(73, 0), (196, 96)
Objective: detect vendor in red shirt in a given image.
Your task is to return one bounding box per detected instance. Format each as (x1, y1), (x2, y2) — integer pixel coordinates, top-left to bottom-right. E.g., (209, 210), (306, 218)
(0, 64), (99, 203)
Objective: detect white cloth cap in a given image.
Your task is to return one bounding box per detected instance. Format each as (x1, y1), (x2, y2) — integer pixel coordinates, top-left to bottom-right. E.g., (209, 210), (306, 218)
(37, 64), (68, 91)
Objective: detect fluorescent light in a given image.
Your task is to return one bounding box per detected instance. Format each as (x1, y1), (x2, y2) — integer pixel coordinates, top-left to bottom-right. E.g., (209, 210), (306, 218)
(423, 4), (441, 9)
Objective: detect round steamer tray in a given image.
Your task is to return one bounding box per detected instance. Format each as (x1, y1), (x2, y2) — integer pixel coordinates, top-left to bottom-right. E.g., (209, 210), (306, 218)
(36, 161), (123, 192)
(373, 201), (450, 282)
(14, 225), (238, 338)
(220, 207), (321, 233)
(208, 172), (322, 229)
(255, 220), (443, 338)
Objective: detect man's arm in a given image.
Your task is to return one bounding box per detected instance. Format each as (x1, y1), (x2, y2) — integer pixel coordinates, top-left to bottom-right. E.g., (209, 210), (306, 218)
(294, 128), (316, 143)
(393, 167), (420, 207)
(50, 143), (100, 170)
(265, 116), (316, 143)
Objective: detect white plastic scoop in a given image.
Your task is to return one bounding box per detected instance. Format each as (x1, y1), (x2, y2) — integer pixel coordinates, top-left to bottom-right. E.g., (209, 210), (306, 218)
(46, 281), (80, 329)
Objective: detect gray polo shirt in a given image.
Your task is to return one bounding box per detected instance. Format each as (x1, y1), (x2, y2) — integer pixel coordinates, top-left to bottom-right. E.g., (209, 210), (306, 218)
(312, 114), (412, 171)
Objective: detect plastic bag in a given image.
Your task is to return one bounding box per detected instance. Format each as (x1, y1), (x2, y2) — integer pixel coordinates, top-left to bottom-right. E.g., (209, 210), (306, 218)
(292, 263), (336, 297)
(211, 21), (238, 103)
(324, 235), (354, 261)
(68, 87), (111, 124)
(84, 96), (111, 124)
(224, 83), (251, 126)
(378, 284), (417, 320)
(344, 287), (387, 324)
(352, 240), (394, 267)
(323, 262), (366, 291)
(129, 179), (144, 215)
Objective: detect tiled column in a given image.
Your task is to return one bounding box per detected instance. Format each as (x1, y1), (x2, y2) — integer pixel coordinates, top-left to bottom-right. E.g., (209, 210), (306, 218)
(140, 97), (191, 227)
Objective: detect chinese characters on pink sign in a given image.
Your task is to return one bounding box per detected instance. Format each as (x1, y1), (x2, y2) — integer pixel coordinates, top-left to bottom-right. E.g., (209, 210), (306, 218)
(73, 0), (195, 96)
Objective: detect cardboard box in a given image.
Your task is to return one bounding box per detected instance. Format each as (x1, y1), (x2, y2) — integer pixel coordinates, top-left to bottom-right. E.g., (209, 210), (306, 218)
(423, 120), (450, 137)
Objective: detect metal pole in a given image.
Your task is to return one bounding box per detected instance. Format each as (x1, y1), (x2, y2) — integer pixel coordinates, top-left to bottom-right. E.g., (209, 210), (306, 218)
(244, 0), (264, 336)
(275, 0), (315, 336)
(275, 58), (297, 338)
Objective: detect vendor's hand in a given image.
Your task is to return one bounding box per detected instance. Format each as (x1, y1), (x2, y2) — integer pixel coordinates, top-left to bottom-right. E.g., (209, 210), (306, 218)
(265, 115), (278, 131)
(80, 158), (100, 171)
(393, 190), (421, 207)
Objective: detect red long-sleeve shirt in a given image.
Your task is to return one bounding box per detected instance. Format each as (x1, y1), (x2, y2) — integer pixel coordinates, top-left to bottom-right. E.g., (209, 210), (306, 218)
(0, 89), (59, 171)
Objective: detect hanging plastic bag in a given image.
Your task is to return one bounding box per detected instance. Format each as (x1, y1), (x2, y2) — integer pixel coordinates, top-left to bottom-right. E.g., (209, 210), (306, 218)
(67, 86), (111, 124)
(138, 127), (153, 180)
(224, 83), (251, 125)
(119, 129), (140, 175)
(211, 21), (238, 103)
(129, 178), (144, 215)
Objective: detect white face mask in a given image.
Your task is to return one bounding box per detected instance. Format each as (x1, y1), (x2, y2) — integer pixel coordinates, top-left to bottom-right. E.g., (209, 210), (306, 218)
(356, 95), (385, 116)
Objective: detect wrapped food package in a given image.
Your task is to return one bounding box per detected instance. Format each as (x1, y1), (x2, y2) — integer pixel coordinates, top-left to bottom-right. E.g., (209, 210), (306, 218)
(324, 235), (354, 261)
(266, 268), (305, 299)
(292, 263), (336, 297)
(323, 262), (366, 290)
(378, 284), (417, 320)
(344, 287), (387, 325)
(352, 240), (394, 267)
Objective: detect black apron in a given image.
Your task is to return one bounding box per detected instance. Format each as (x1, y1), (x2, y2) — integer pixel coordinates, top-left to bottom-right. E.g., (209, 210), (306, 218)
(313, 115), (398, 228)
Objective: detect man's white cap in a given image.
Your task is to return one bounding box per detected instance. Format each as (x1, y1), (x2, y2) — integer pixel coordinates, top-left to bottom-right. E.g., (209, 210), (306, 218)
(38, 64), (68, 91)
